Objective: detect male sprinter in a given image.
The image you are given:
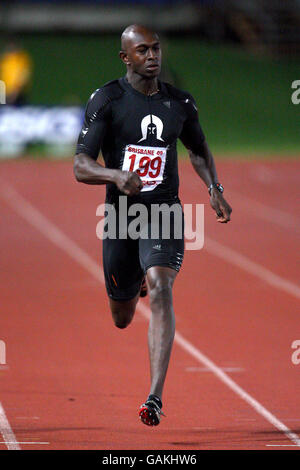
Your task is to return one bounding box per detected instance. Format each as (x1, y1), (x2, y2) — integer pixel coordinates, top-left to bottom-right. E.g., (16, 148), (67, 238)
(73, 24), (232, 426)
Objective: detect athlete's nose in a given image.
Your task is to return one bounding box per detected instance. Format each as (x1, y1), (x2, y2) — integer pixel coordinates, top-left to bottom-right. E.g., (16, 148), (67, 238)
(147, 48), (156, 60)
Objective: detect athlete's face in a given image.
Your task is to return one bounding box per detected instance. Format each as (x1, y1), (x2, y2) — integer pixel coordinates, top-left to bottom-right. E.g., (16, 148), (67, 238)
(121, 32), (162, 78)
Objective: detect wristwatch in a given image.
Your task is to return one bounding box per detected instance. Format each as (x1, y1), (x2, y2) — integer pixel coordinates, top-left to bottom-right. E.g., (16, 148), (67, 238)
(208, 182), (224, 196)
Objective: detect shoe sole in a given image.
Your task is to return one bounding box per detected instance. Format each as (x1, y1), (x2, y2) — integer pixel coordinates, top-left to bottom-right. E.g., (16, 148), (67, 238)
(139, 406), (160, 426)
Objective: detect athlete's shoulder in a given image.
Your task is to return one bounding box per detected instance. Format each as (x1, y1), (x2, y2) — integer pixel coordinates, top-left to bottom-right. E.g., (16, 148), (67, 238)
(88, 79), (124, 105)
(85, 79), (124, 118)
(162, 82), (198, 115)
(162, 82), (194, 102)
(102, 79), (125, 100)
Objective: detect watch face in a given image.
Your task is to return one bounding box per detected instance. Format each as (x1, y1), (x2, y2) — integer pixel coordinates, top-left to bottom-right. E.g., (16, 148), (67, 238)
(209, 183), (223, 195)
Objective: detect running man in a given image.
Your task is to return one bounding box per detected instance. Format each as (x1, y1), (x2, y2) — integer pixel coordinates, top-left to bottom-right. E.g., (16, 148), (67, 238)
(73, 24), (232, 426)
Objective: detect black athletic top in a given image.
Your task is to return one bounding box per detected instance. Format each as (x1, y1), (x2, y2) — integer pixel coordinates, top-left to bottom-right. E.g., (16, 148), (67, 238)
(76, 76), (205, 205)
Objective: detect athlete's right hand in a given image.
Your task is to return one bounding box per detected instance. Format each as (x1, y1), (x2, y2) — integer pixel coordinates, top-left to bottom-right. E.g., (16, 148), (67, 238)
(114, 170), (143, 196)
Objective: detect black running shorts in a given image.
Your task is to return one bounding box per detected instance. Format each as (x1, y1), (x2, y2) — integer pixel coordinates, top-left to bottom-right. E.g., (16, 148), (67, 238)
(102, 201), (184, 301)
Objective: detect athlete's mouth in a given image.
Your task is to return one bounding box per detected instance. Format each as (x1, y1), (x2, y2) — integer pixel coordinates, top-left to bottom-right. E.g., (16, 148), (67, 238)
(146, 64), (159, 70)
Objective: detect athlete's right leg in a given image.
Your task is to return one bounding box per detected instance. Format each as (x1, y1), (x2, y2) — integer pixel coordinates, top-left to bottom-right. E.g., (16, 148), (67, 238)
(103, 233), (144, 329)
(108, 293), (139, 329)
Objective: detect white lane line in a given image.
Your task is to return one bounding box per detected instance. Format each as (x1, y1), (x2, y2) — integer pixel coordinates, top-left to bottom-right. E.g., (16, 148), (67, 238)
(1, 183), (300, 447)
(0, 402), (21, 450)
(188, 179), (300, 297)
(266, 445), (300, 447)
(173, 327), (300, 446)
(185, 366), (245, 373)
(16, 416), (40, 420)
(0, 442), (49, 445)
(227, 189), (300, 234)
(186, 171), (300, 233)
(205, 237), (300, 300)
(1, 184), (104, 284)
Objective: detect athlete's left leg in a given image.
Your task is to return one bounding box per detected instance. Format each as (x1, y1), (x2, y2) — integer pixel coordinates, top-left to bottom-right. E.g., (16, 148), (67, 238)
(146, 265), (178, 401)
(108, 294), (140, 329)
(138, 202), (184, 425)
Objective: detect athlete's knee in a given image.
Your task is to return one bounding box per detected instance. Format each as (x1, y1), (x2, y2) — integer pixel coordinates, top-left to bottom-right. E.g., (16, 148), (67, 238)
(113, 316), (132, 329)
(148, 277), (173, 304)
(112, 308), (135, 329)
(109, 299), (136, 329)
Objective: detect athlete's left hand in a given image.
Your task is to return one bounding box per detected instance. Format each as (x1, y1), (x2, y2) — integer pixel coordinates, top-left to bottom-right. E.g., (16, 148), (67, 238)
(210, 190), (232, 223)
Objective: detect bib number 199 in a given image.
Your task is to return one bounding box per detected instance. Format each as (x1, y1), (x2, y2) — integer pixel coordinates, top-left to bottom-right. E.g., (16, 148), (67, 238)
(122, 145), (167, 192)
(128, 154), (162, 178)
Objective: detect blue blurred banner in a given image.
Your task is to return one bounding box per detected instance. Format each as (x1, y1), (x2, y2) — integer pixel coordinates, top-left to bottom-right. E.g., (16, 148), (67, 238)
(0, 106), (84, 157)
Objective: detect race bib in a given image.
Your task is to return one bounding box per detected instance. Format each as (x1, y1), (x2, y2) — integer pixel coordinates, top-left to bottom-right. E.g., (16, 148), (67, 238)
(122, 144), (167, 192)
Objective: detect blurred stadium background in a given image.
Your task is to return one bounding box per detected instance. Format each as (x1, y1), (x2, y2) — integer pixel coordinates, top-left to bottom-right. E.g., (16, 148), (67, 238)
(0, 0), (299, 159)
(0, 1), (300, 451)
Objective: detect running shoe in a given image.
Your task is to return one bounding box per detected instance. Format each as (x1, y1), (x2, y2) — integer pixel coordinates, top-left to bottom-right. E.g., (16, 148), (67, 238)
(139, 395), (165, 426)
(140, 277), (147, 298)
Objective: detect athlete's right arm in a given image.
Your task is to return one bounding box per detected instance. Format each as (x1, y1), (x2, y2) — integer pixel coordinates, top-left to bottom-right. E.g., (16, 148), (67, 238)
(74, 154), (142, 195)
(73, 89), (142, 195)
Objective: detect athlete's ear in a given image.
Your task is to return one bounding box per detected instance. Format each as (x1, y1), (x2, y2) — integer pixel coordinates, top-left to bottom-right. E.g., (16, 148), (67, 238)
(119, 50), (130, 66)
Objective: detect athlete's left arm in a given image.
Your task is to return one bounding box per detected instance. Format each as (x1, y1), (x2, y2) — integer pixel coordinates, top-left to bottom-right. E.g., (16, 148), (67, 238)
(179, 96), (232, 223)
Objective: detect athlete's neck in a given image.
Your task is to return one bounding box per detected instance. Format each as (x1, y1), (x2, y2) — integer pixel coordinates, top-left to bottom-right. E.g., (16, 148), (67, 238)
(125, 72), (159, 96)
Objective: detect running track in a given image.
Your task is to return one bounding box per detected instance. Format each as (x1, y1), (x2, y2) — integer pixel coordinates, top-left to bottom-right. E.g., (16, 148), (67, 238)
(0, 158), (299, 450)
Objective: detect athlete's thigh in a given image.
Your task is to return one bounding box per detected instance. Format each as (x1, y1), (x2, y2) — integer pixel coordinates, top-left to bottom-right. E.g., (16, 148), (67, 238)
(103, 236), (144, 301)
(139, 203), (185, 273)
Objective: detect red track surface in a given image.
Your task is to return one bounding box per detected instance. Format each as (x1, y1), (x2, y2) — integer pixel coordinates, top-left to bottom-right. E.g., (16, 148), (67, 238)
(0, 158), (299, 450)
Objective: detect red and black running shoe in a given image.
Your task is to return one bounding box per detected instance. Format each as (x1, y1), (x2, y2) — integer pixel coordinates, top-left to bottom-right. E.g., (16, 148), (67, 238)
(139, 395), (165, 426)
(140, 277), (147, 298)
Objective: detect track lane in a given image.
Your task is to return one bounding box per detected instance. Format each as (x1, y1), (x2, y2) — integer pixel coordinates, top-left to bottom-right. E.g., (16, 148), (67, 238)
(0, 160), (299, 449)
(180, 160), (300, 284)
